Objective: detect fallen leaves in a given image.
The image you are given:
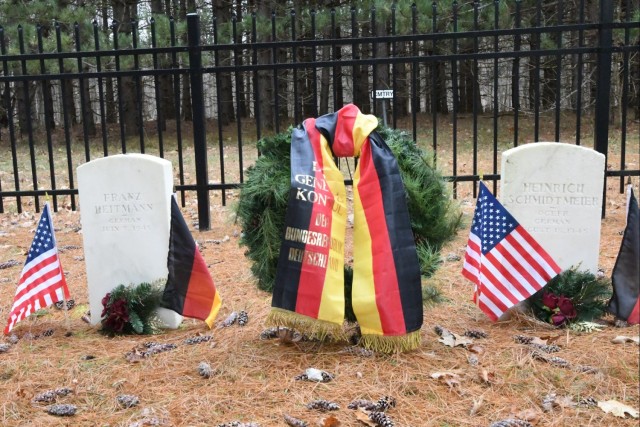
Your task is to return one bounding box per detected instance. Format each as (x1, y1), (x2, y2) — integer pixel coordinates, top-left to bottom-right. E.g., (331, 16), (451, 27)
(611, 335), (640, 345)
(597, 400), (640, 418)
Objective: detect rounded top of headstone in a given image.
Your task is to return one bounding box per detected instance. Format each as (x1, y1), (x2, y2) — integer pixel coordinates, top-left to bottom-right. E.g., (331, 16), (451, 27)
(502, 142), (605, 161)
(77, 154), (171, 172)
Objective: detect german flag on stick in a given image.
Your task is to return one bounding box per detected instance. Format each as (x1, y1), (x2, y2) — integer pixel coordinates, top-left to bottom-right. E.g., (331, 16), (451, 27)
(268, 104), (423, 352)
(608, 184), (640, 324)
(162, 197), (221, 328)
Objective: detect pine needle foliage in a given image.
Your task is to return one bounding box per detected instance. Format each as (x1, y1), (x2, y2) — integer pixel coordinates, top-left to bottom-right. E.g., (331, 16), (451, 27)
(100, 281), (164, 335)
(235, 126), (462, 299)
(529, 268), (612, 325)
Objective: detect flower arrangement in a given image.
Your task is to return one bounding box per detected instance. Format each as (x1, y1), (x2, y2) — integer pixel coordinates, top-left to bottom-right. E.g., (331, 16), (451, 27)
(100, 281), (165, 335)
(529, 268), (611, 327)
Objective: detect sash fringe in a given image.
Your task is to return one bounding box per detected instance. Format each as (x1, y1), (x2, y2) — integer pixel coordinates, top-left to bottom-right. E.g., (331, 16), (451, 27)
(359, 330), (422, 353)
(266, 307), (346, 342)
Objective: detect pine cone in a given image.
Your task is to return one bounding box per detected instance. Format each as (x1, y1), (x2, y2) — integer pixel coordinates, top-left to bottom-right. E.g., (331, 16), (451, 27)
(546, 356), (571, 369)
(577, 397), (597, 407)
(259, 327), (280, 340)
(488, 419), (533, 427)
(283, 414), (308, 427)
(341, 346), (375, 357)
(306, 399), (339, 411)
(464, 329), (488, 339)
(0, 260), (20, 270)
(574, 364), (599, 374)
(116, 394), (140, 408)
(41, 329), (55, 337)
(237, 311), (249, 326)
(33, 388), (72, 403)
(46, 404), (77, 416)
(541, 393), (556, 412)
(348, 399), (377, 410)
(514, 335), (534, 344)
(184, 335), (213, 345)
(217, 423), (260, 427)
(528, 343), (560, 353)
(54, 299), (75, 310)
(198, 362), (214, 378)
(434, 325), (445, 336)
(375, 395), (396, 411)
(218, 312), (238, 328)
(369, 411), (395, 427)
(0, 343), (11, 353)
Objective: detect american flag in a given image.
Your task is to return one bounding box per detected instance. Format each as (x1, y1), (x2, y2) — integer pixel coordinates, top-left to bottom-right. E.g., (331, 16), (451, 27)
(462, 182), (562, 321)
(4, 203), (70, 334)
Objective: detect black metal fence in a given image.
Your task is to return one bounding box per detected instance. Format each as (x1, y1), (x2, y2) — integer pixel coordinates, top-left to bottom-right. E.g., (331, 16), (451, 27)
(0, 1), (638, 229)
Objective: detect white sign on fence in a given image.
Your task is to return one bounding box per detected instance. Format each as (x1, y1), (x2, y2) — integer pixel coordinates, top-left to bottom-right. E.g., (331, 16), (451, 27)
(371, 90), (394, 99)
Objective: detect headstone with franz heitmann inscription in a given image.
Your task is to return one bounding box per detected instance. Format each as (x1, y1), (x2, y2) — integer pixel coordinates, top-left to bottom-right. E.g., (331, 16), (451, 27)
(500, 142), (605, 274)
(77, 154), (182, 327)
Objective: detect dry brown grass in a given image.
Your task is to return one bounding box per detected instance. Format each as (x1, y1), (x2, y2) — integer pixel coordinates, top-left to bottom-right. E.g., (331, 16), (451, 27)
(0, 178), (638, 427)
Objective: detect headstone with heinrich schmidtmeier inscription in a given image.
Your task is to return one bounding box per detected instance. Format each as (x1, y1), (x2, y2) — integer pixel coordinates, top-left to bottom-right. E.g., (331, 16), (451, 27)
(500, 142), (605, 274)
(77, 154), (182, 327)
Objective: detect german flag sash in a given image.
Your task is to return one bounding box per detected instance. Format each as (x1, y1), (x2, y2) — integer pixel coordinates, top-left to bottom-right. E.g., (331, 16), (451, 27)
(268, 104), (423, 352)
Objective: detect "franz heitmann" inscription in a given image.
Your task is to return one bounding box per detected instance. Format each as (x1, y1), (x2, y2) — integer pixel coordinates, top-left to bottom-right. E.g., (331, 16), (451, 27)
(504, 182), (599, 235)
(94, 192), (153, 232)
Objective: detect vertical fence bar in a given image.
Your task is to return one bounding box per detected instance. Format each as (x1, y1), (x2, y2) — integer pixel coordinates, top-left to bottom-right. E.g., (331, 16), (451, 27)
(371, 6), (377, 117)
(331, 8), (338, 112)
(411, 3), (417, 142)
(93, 20), (109, 156)
(151, 18), (165, 158)
(492, 0), (499, 194)
(351, 6), (358, 107)
(0, 25), (16, 213)
(619, 0), (630, 193)
(187, 13), (210, 230)
(391, 3), (397, 129)
(251, 12), (261, 142)
(472, 0), (479, 197)
(533, 1), (541, 142)
(170, 17), (185, 206)
(37, 24), (58, 211)
(311, 9), (318, 117)
(19, 26), (40, 211)
(452, 1), (458, 198)
(513, 0), (521, 148)
(594, 0), (613, 217)
(431, 2), (437, 157)
(55, 22), (75, 210)
(575, 0), (585, 146)
(232, 14), (244, 184)
(113, 21), (127, 153)
(75, 22), (91, 162)
(272, 10), (280, 133)
(291, 9), (300, 124)
(213, 15), (226, 206)
(554, 0), (563, 142)
(131, 20), (145, 153)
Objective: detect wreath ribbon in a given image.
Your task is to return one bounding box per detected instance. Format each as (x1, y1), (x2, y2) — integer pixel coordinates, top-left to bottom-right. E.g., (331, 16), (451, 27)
(268, 104), (423, 352)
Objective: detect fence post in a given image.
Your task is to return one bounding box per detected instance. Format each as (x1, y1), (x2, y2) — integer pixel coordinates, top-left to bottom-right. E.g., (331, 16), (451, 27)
(594, 0), (613, 218)
(187, 13), (210, 230)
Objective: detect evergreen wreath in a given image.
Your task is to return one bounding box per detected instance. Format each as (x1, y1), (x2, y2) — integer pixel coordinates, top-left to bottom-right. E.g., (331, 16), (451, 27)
(528, 268), (612, 327)
(100, 281), (165, 335)
(235, 125), (462, 318)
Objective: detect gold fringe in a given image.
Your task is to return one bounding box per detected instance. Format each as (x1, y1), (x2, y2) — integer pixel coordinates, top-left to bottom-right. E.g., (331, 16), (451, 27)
(266, 308), (346, 342)
(359, 330), (422, 354)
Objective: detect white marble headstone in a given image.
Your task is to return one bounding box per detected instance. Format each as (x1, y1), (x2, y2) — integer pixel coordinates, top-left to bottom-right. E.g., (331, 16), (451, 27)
(77, 154), (182, 327)
(501, 143), (605, 273)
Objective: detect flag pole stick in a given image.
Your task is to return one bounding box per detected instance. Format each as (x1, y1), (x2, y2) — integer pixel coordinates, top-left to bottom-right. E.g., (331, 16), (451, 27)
(475, 174), (484, 322)
(47, 193), (72, 334)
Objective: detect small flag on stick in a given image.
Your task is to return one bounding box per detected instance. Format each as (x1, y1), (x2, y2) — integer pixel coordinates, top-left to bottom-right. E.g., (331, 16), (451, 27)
(162, 197), (222, 328)
(608, 185), (640, 324)
(4, 203), (71, 334)
(462, 182), (562, 321)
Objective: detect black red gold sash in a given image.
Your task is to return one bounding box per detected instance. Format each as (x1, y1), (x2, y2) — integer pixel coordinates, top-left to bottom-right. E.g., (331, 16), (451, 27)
(268, 104), (423, 352)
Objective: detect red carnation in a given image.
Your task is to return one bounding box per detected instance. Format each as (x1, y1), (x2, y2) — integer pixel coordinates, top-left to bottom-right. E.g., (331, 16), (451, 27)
(542, 292), (558, 310)
(557, 296), (577, 319)
(551, 312), (568, 326)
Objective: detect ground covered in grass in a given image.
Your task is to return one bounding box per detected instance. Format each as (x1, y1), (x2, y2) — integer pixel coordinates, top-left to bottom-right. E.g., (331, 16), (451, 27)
(0, 181), (638, 427)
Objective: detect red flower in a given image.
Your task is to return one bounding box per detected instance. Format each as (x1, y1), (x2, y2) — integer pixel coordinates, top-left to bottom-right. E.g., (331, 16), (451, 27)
(542, 292), (558, 310)
(101, 293), (112, 317)
(551, 312), (568, 326)
(102, 298), (130, 333)
(557, 296), (577, 319)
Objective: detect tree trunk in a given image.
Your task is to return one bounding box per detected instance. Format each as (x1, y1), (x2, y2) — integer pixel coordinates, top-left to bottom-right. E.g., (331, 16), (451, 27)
(352, 22), (370, 113)
(82, 65), (96, 136)
(373, 17), (389, 119)
(393, 42), (409, 119)
(179, 0), (192, 121)
(319, 43), (331, 115)
(213, 0), (235, 126)
(256, 1), (274, 130)
(113, 0), (140, 136)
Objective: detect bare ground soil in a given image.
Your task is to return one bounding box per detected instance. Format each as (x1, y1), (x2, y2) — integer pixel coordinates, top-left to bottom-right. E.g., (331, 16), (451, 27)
(0, 178), (638, 427)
